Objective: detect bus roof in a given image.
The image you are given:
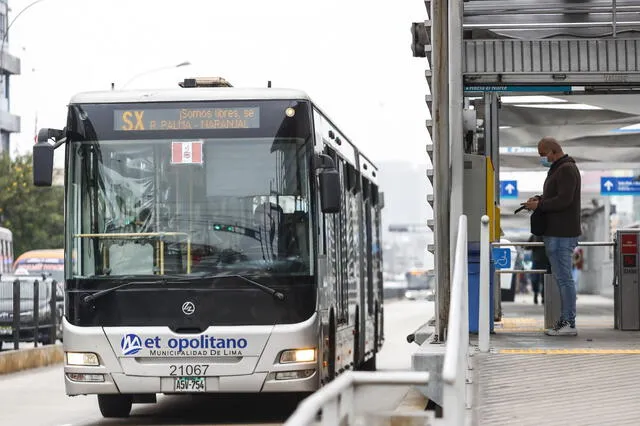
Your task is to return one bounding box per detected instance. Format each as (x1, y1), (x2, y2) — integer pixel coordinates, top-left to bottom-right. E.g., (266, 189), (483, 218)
(70, 88), (312, 104)
(68, 86), (380, 173)
(0, 226), (11, 239)
(14, 249), (64, 262)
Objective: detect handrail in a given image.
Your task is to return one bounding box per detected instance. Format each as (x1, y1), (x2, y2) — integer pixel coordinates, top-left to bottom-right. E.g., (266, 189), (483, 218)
(283, 371), (430, 426)
(491, 241), (614, 247)
(74, 231), (192, 274)
(495, 269), (547, 274)
(441, 215), (468, 426)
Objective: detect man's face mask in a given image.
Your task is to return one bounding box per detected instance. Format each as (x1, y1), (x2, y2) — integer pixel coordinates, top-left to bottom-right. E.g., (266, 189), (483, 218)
(539, 154), (552, 168)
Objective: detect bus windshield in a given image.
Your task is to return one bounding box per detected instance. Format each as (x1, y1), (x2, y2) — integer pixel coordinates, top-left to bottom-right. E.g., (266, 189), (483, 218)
(66, 100), (313, 279)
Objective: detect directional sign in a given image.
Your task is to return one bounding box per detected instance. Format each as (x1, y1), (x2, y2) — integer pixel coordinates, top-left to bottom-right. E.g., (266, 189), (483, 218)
(492, 248), (511, 270)
(600, 177), (640, 196)
(464, 85), (574, 93)
(500, 180), (518, 198)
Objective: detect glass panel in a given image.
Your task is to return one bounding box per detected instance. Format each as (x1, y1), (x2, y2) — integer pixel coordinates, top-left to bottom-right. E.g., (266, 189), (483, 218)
(67, 137), (311, 278)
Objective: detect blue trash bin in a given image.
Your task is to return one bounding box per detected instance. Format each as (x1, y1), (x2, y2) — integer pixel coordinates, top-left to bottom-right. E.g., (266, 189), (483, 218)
(467, 242), (494, 333)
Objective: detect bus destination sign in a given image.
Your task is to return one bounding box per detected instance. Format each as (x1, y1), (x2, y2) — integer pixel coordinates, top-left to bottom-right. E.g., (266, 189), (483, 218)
(114, 107), (260, 131)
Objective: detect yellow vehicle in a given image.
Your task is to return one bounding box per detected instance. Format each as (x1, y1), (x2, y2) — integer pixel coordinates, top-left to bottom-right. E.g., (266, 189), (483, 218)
(13, 249), (64, 283)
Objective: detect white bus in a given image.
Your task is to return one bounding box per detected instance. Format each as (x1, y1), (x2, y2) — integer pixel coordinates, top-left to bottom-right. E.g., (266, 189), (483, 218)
(32, 78), (385, 418)
(0, 227), (13, 275)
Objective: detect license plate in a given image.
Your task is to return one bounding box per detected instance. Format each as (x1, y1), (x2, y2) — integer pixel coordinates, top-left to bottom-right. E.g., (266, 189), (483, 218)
(174, 377), (205, 392)
(0, 326), (11, 335)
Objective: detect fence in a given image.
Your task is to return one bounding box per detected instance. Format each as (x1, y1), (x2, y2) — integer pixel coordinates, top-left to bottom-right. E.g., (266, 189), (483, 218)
(0, 274), (62, 351)
(283, 371), (430, 426)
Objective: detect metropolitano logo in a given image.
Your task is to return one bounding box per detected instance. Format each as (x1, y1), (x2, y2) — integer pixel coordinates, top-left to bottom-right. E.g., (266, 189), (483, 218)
(121, 333), (143, 356)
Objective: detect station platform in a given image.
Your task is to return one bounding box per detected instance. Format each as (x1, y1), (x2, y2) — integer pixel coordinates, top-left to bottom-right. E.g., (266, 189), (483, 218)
(470, 293), (640, 425)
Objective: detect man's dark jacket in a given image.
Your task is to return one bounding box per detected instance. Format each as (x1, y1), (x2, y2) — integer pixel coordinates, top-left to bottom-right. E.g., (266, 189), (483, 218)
(537, 154), (581, 237)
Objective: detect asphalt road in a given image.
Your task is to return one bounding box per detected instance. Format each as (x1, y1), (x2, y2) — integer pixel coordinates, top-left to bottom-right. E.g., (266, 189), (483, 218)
(0, 298), (433, 426)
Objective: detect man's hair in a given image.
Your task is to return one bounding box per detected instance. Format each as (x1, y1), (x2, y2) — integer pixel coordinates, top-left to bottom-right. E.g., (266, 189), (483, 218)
(538, 137), (563, 154)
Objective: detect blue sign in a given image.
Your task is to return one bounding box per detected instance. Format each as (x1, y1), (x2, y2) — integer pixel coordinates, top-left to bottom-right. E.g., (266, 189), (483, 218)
(600, 177), (640, 196)
(464, 85), (573, 93)
(492, 248), (511, 270)
(500, 180), (518, 198)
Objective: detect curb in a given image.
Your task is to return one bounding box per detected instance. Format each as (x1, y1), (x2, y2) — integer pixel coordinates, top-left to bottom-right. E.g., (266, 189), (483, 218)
(0, 344), (63, 375)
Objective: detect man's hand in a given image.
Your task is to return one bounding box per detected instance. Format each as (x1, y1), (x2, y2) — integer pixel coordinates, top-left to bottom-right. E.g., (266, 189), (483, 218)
(523, 198), (539, 210)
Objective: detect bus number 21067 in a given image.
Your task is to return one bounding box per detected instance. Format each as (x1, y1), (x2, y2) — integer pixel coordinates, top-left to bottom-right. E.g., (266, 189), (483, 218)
(169, 364), (209, 376)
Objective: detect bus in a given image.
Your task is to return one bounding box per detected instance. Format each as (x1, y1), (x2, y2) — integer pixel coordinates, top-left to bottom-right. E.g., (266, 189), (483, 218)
(0, 227), (13, 275)
(404, 268), (434, 300)
(32, 77), (385, 418)
(13, 249), (65, 283)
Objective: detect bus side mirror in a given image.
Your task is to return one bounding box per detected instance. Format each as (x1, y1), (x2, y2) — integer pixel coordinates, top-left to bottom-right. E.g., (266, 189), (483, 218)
(33, 141), (54, 187)
(33, 128), (65, 187)
(319, 169), (341, 214)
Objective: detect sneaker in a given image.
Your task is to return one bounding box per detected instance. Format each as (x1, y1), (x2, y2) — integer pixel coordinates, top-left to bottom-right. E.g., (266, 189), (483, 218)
(545, 320), (578, 336)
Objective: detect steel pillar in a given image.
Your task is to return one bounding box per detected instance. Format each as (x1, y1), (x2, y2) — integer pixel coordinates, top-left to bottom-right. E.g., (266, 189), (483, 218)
(449, 0), (464, 279)
(432, 0), (451, 341)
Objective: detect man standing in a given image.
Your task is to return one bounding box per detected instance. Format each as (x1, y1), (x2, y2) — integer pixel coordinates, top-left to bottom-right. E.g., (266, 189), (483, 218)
(524, 137), (581, 336)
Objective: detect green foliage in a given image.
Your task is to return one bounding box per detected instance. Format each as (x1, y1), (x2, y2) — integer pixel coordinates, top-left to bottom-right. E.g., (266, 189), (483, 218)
(0, 153), (64, 257)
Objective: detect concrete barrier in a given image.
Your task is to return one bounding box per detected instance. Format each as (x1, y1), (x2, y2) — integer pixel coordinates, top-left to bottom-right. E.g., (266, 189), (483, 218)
(0, 344), (63, 375)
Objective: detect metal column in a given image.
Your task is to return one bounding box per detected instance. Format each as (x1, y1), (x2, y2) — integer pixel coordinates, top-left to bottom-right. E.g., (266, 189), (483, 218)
(449, 0), (464, 283)
(432, 0), (450, 341)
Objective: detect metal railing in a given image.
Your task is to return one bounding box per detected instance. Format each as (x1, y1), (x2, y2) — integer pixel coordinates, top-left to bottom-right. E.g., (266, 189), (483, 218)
(283, 371), (430, 426)
(0, 275), (62, 352)
(441, 215), (470, 426)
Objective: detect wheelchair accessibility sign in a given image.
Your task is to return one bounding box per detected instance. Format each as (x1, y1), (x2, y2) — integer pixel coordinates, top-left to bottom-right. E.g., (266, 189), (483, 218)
(492, 248), (511, 269)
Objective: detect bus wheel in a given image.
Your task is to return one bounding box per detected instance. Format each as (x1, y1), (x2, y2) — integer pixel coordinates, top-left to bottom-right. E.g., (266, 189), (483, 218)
(98, 394), (132, 418)
(328, 312), (336, 381)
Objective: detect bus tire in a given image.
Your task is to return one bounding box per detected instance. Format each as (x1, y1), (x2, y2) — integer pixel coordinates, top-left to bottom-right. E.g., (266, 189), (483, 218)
(98, 394), (132, 418)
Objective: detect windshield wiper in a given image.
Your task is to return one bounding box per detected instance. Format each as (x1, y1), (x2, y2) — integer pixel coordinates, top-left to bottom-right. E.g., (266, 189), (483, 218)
(82, 280), (164, 305)
(230, 274), (286, 301)
(179, 273), (285, 301)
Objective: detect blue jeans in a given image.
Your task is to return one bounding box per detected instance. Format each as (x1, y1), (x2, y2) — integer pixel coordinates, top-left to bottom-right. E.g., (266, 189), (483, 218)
(544, 236), (579, 326)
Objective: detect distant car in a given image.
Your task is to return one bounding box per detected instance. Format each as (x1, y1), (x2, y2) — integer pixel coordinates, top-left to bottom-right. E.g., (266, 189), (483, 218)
(0, 274), (63, 351)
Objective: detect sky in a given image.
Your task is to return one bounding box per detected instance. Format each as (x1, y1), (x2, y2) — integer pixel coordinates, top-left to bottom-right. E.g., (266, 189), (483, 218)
(6, 0), (432, 169)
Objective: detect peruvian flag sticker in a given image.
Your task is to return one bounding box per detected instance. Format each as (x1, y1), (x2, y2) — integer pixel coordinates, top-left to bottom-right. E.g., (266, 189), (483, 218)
(171, 140), (203, 165)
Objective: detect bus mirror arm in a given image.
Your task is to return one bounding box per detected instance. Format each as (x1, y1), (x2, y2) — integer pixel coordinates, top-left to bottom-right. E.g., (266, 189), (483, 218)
(37, 128), (66, 145)
(313, 153), (335, 170)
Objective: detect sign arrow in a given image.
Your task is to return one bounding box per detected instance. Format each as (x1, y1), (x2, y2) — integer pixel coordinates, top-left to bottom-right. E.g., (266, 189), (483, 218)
(604, 180), (614, 191)
(504, 183), (515, 194)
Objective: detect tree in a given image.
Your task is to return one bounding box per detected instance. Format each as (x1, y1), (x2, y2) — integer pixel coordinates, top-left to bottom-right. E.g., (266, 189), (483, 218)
(0, 153), (64, 257)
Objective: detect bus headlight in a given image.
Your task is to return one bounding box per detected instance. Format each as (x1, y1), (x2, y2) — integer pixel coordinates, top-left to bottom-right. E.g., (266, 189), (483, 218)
(66, 352), (100, 366)
(279, 348), (316, 363)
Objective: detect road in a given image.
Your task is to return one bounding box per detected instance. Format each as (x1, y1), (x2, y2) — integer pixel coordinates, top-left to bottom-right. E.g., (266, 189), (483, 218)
(0, 298), (433, 426)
